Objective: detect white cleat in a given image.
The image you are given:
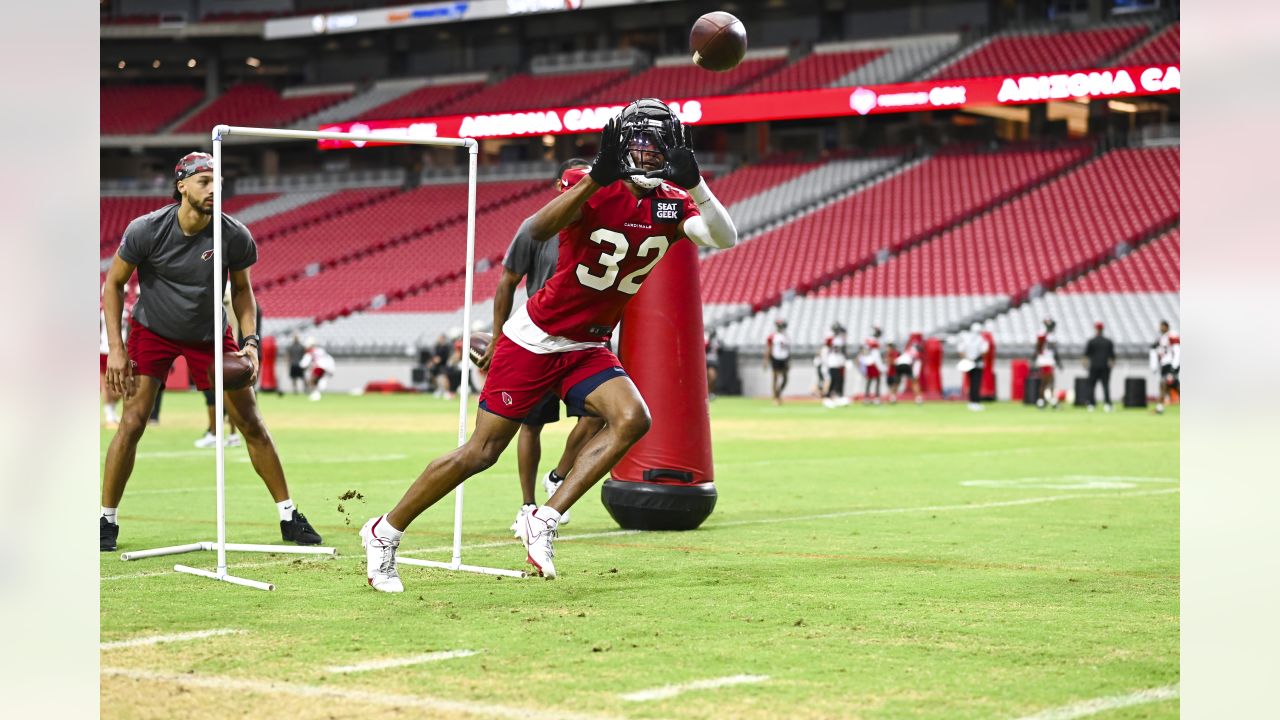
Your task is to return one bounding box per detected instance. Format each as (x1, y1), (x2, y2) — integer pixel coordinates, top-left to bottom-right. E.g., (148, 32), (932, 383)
(511, 504), (536, 538)
(1104, 403), (1114, 413)
(542, 472), (570, 525)
(822, 398), (836, 409)
(309, 390), (322, 401)
(968, 402), (984, 412)
(515, 510), (558, 578)
(224, 434), (242, 448)
(359, 516), (404, 593)
(194, 432), (218, 449)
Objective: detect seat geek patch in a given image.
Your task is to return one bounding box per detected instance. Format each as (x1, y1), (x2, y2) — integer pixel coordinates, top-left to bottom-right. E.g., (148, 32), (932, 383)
(652, 199), (683, 224)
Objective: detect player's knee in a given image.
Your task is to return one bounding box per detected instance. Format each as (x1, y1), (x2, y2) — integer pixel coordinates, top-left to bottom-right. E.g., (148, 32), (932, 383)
(462, 441), (504, 472)
(117, 411), (149, 443)
(237, 415), (270, 443)
(613, 405), (651, 443)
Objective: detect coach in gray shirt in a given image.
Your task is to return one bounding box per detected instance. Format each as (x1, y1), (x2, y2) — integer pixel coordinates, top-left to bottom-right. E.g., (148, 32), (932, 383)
(99, 151), (321, 552)
(478, 159), (605, 531)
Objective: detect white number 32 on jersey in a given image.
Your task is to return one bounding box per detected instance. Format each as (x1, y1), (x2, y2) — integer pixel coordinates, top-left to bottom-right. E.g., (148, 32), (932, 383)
(575, 228), (671, 295)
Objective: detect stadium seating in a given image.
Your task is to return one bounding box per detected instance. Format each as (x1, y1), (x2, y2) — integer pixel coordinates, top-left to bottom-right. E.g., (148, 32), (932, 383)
(356, 79), (487, 121)
(990, 229), (1180, 353)
(832, 147), (1179, 298)
(709, 156), (821, 208)
(253, 180), (543, 318)
(700, 146), (1091, 310)
(583, 56), (786, 105)
(438, 71), (629, 114)
(174, 84), (351, 134)
(835, 35), (961, 85)
(743, 49), (886, 93)
(1118, 23), (1179, 66)
(101, 85), (204, 134)
(930, 25), (1151, 79)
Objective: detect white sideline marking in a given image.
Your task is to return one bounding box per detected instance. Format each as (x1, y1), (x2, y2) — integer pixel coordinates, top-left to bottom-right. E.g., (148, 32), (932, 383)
(326, 649), (479, 674)
(621, 674), (769, 702)
(1011, 684), (1179, 719)
(101, 667), (620, 720)
(103, 490), (1177, 581)
(121, 451), (408, 463)
(100, 628), (241, 650)
(960, 476), (1177, 490)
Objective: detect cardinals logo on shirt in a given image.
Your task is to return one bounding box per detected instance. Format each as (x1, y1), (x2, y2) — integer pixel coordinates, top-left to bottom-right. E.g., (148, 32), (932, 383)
(201, 249), (215, 261)
(501, 392), (513, 406)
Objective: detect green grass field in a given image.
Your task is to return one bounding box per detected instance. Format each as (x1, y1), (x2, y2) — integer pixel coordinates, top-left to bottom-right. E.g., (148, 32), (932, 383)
(100, 392), (1178, 720)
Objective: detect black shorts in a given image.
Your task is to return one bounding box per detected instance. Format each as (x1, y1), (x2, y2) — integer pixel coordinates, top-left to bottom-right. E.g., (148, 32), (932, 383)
(1161, 364), (1180, 387)
(895, 364), (913, 380)
(289, 364), (304, 380)
(526, 392), (561, 426)
(770, 358), (790, 373)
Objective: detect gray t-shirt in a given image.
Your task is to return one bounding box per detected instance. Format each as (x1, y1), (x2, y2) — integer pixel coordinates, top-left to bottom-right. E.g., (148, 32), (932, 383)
(501, 217), (558, 296)
(117, 204), (257, 343)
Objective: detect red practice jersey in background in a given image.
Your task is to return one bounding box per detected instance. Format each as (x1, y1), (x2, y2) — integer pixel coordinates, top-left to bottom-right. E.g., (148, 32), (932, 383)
(525, 168), (700, 343)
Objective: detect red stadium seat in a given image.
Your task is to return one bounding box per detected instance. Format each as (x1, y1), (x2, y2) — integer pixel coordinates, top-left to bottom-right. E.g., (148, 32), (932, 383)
(931, 26), (1151, 79)
(175, 84), (351, 134)
(101, 85), (205, 134)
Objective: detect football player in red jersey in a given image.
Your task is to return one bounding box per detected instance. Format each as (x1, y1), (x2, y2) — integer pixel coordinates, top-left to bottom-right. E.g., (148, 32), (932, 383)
(359, 99), (738, 589)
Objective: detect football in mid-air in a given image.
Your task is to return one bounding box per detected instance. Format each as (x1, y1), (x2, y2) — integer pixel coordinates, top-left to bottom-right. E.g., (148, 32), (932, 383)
(468, 331), (493, 365)
(211, 352), (255, 390)
(690, 11), (747, 72)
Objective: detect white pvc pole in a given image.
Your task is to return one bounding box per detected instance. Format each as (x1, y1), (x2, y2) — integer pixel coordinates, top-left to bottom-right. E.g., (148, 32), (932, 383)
(212, 133), (227, 576)
(451, 140), (479, 568)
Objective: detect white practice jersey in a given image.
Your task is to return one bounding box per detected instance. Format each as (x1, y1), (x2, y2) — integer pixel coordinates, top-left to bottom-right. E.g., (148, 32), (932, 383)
(1155, 330), (1181, 368)
(767, 332), (791, 361)
(861, 337), (885, 371)
(1035, 331), (1057, 368)
(822, 332), (848, 369)
(300, 347), (336, 374)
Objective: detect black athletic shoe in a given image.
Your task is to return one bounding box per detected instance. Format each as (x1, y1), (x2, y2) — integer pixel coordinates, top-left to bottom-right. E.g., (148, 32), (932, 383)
(281, 510), (322, 545)
(100, 516), (119, 552)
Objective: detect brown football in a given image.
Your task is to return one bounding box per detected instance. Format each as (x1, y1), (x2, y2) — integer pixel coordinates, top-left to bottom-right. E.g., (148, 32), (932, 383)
(209, 352), (255, 391)
(690, 11), (747, 72)
(468, 332), (493, 366)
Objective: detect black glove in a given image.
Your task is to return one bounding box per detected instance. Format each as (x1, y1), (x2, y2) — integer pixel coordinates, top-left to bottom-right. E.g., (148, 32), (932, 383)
(589, 117), (625, 186)
(644, 121), (701, 189)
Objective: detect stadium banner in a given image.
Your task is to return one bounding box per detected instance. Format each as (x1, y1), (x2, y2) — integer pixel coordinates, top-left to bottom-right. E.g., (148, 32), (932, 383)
(317, 64), (1180, 148)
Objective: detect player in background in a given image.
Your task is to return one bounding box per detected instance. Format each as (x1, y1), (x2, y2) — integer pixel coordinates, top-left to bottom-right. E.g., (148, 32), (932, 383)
(100, 152), (320, 551)
(820, 322), (850, 408)
(1034, 317), (1062, 409)
(300, 337), (336, 401)
(359, 100), (738, 590)
(478, 158), (606, 535)
(705, 328), (722, 401)
(858, 325), (885, 405)
(885, 341), (900, 403)
(286, 333), (307, 394)
(1151, 320), (1180, 414)
(764, 318), (791, 406)
(891, 338), (925, 405)
(958, 322), (989, 411)
(1082, 321), (1116, 412)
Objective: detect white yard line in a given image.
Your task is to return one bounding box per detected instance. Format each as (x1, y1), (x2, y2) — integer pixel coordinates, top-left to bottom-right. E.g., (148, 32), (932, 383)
(326, 649), (479, 674)
(100, 628), (242, 650)
(621, 674), (769, 702)
(1011, 684), (1179, 719)
(100, 667), (622, 720)
(110, 450), (408, 463)
(711, 488), (1179, 529)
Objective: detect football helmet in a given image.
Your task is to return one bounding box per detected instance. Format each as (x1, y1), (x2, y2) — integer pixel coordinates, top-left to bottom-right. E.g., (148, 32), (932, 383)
(617, 98), (682, 190)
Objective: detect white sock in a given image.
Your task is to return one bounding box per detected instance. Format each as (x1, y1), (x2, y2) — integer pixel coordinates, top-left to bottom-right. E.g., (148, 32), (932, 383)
(102, 507), (118, 525)
(378, 514), (404, 540)
(104, 404), (119, 423)
(536, 506), (562, 524)
(276, 499), (296, 521)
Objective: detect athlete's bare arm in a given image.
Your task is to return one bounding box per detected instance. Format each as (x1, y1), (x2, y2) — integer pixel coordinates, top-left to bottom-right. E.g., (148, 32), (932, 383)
(482, 268), (522, 370)
(528, 175), (600, 241)
(103, 254), (138, 397)
(229, 267), (261, 381)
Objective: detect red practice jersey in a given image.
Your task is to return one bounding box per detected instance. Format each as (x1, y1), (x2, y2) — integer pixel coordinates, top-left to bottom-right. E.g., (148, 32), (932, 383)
(525, 168), (700, 343)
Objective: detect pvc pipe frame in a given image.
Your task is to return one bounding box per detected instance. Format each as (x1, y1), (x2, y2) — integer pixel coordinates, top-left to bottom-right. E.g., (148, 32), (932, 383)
(121, 125), (520, 589)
